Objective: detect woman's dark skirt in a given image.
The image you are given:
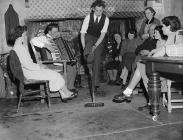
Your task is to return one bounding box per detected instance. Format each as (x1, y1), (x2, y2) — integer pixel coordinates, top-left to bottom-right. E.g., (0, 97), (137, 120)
(123, 52), (136, 71)
(105, 60), (120, 70)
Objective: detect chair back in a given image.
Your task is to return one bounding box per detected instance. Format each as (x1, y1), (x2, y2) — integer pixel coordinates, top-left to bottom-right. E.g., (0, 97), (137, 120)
(176, 29), (183, 44)
(30, 42), (42, 63)
(30, 42), (54, 62)
(9, 50), (24, 82)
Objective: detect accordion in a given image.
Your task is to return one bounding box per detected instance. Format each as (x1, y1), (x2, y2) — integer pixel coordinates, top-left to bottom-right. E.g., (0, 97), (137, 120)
(39, 37), (77, 66)
(53, 37), (77, 66)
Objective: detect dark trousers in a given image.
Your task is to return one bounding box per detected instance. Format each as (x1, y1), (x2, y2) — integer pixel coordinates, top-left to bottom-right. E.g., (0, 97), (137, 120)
(67, 65), (77, 89)
(84, 34), (103, 87)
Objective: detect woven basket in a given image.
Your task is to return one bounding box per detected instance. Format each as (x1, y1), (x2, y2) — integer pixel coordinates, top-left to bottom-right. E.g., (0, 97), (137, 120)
(166, 44), (183, 57)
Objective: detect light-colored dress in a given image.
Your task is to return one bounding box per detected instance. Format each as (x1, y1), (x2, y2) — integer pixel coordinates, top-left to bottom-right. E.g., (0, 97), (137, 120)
(151, 40), (166, 57)
(13, 37), (65, 92)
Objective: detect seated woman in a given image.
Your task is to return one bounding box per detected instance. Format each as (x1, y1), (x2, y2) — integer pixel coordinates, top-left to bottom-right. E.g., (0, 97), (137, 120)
(148, 26), (167, 57)
(135, 24), (158, 56)
(119, 29), (142, 88)
(11, 25), (77, 102)
(136, 25), (168, 110)
(105, 33), (122, 85)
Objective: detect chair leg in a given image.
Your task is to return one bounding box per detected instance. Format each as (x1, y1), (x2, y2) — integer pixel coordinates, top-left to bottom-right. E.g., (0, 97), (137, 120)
(45, 81), (51, 108)
(167, 80), (172, 113)
(17, 94), (22, 112)
(40, 85), (45, 103)
(58, 91), (62, 102)
(162, 93), (165, 106)
(162, 92), (167, 107)
(17, 83), (24, 112)
(178, 89), (182, 95)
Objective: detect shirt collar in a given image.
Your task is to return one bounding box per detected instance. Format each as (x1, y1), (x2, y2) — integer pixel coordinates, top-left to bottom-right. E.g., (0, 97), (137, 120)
(94, 14), (101, 21)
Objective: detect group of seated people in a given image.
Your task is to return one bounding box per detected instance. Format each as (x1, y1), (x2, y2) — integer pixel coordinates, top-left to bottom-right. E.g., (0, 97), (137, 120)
(105, 7), (161, 86)
(105, 29), (143, 86)
(108, 7), (183, 112)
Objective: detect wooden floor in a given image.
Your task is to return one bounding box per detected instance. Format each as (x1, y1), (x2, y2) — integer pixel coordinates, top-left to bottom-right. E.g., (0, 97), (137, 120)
(0, 83), (183, 140)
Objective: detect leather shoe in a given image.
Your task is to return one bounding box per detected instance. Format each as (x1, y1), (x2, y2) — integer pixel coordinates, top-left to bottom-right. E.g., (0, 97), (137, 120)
(70, 93), (77, 99)
(62, 90), (78, 101)
(64, 93), (77, 101)
(112, 93), (132, 103)
(69, 89), (78, 94)
(69, 89), (78, 99)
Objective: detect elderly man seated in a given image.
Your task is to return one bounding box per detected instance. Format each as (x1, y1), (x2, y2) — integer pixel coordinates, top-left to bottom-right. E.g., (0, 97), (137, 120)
(31, 23), (78, 95)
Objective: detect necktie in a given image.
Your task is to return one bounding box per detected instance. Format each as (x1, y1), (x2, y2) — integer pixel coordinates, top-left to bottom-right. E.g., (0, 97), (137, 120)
(95, 17), (98, 24)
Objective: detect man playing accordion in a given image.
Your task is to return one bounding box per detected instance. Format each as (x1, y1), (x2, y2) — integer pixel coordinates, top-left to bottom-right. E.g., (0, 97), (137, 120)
(31, 23), (78, 95)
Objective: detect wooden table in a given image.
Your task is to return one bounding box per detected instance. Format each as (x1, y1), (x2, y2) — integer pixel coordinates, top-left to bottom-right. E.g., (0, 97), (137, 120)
(142, 56), (183, 121)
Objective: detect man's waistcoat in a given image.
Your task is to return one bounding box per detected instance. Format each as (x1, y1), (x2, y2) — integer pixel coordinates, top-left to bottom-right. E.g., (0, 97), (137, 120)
(87, 12), (106, 38)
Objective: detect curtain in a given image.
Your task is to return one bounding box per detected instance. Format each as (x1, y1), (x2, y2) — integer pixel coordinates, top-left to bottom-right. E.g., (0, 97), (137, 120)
(107, 18), (136, 40)
(124, 18), (136, 38)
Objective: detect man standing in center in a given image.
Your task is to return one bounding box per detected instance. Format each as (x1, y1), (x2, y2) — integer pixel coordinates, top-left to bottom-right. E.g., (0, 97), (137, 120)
(80, 0), (109, 91)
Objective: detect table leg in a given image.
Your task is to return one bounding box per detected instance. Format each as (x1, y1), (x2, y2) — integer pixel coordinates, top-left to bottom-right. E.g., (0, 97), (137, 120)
(148, 72), (161, 121)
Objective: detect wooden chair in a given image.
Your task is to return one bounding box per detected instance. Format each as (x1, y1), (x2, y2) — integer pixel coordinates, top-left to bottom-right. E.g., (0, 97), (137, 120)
(30, 42), (67, 84)
(9, 50), (51, 112)
(30, 42), (70, 98)
(162, 80), (183, 113)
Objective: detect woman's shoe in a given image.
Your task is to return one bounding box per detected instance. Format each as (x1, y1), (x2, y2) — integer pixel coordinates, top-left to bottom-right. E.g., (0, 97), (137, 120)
(112, 93), (132, 103)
